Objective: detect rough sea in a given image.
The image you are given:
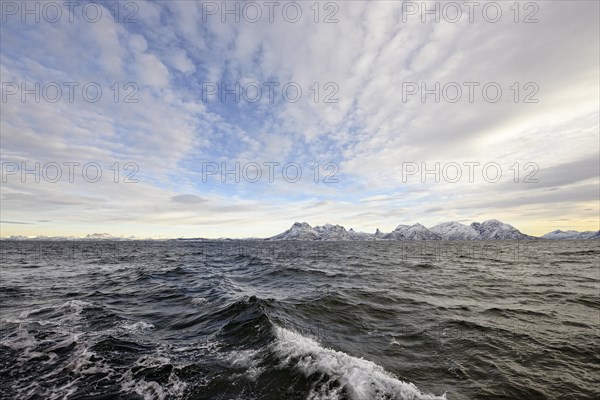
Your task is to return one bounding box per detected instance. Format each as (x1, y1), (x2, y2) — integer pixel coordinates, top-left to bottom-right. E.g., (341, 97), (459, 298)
(1, 240), (598, 399)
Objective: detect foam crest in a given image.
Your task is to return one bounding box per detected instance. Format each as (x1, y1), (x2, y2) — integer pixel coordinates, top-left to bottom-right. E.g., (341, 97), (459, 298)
(121, 321), (155, 332)
(273, 326), (446, 400)
(191, 297), (208, 305)
(59, 300), (94, 314)
(120, 369), (187, 400)
(227, 348), (265, 381)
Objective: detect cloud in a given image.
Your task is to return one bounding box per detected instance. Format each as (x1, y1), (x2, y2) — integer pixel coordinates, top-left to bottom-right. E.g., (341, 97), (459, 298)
(1, 0), (598, 238)
(136, 52), (170, 87)
(169, 48), (196, 74)
(171, 194), (207, 204)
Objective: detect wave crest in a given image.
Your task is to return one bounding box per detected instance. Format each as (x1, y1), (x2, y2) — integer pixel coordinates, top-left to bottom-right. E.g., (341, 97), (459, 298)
(273, 326), (446, 400)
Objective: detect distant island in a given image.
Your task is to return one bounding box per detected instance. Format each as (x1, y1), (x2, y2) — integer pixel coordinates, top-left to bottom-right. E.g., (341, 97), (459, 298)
(2, 220), (598, 241)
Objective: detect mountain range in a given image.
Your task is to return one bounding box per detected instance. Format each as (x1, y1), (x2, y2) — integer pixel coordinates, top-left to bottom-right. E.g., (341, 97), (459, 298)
(268, 220), (600, 241)
(2, 221), (598, 241)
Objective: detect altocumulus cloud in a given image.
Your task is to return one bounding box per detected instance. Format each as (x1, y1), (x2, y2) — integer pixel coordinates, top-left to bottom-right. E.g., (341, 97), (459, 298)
(0, 0), (598, 238)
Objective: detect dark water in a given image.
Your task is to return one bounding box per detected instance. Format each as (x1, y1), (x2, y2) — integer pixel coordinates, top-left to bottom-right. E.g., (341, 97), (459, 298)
(1, 240), (598, 400)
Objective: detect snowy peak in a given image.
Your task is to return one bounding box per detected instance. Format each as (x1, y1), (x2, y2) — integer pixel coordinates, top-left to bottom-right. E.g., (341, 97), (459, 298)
(430, 222), (479, 240)
(541, 229), (579, 239)
(314, 224), (352, 241)
(85, 233), (116, 240)
(541, 229), (600, 240)
(385, 223), (441, 240)
(269, 222), (352, 241)
(470, 220), (533, 240)
(291, 222), (312, 230)
(406, 223), (440, 240)
(269, 222), (320, 241)
(348, 228), (375, 240)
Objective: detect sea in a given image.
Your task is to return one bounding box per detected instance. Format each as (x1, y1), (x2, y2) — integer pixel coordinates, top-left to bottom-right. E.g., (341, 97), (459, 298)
(0, 240), (598, 400)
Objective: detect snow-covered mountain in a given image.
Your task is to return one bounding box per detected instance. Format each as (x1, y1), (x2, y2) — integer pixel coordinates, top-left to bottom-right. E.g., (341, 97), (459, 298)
(270, 222), (354, 241)
(469, 219), (534, 240)
(84, 233), (122, 240)
(384, 223), (441, 240)
(268, 222), (321, 241)
(541, 229), (600, 240)
(430, 222), (479, 240)
(374, 228), (386, 239)
(314, 224), (353, 241)
(269, 222), (363, 241)
(348, 228), (374, 240)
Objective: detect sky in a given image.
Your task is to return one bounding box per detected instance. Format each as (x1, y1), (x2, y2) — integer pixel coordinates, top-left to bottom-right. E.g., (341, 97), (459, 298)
(0, 0), (599, 239)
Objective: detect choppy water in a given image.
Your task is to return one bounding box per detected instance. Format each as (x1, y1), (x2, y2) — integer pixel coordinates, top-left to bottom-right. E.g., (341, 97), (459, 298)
(0, 240), (598, 400)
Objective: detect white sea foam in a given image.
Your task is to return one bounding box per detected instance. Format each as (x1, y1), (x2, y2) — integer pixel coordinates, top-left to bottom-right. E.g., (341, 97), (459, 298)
(120, 369), (187, 400)
(135, 354), (171, 368)
(65, 346), (111, 375)
(227, 348), (265, 381)
(25, 377), (80, 400)
(15, 299), (93, 324)
(121, 321), (155, 332)
(273, 326), (446, 400)
(191, 297), (208, 305)
(18, 306), (48, 319)
(59, 300), (93, 314)
(3, 301), (188, 400)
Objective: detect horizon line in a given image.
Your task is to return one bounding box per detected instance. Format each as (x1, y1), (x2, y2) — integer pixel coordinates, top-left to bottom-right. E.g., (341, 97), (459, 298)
(1, 219), (599, 240)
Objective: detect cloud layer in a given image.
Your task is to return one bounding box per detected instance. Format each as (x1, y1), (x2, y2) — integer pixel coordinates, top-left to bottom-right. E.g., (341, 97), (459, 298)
(1, 0), (598, 238)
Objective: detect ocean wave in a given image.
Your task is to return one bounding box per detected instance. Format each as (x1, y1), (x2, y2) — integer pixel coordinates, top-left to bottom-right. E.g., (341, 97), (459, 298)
(272, 326), (446, 400)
